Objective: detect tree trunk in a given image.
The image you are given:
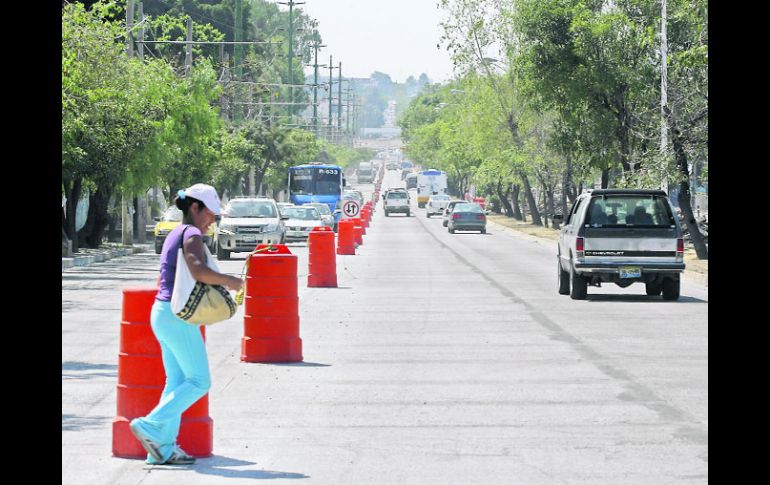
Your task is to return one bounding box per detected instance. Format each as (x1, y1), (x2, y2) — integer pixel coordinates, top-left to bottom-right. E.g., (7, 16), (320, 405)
(79, 188), (113, 249)
(511, 183), (522, 220)
(63, 178), (82, 253)
(519, 171), (542, 226)
(497, 180), (514, 217)
(561, 162), (570, 218)
(668, 108), (708, 259)
(601, 168), (610, 189)
(546, 183), (558, 230)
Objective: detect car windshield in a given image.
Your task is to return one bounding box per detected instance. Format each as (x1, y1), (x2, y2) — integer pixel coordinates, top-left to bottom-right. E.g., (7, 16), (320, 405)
(308, 204), (331, 215)
(387, 192), (408, 199)
(224, 201), (277, 218)
(454, 203), (483, 213)
(161, 207), (183, 222)
(585, 195), (675, 227)
(285, 207), (320, 220)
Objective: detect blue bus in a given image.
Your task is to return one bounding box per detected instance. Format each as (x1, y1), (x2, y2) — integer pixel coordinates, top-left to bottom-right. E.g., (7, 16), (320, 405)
(288, 163), (346, 225)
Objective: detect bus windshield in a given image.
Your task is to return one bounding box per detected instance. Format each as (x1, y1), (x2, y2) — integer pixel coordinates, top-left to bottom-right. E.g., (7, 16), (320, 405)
(289, 167), (342, 196)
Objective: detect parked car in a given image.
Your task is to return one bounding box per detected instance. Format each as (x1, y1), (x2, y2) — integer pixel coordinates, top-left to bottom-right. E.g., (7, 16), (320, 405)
(384, 189), (410, 216)
(447, 203), (486, 234)
(283, 205), (323, 242)
(216, 197), (287, 260)
(554, 189), (685, 300)
(305, 203), (335, 229)
(442, 200), (468, 227)
(426, 194), (451, 218)
(154, 206), (216, 254)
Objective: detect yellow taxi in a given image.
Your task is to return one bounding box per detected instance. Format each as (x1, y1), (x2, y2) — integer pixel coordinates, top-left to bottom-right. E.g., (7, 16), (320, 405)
(153, 206), (217, 254)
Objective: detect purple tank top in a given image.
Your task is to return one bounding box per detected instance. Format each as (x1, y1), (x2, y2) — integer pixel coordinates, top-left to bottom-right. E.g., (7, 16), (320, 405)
(156, 224), (202, 301)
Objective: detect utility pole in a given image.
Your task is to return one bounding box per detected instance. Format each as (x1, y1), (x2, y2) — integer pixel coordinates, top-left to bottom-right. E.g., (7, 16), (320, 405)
(185, 18), (193, 75)
(278, 1), (305, 124)
(234, 0), (243, 121)
(310, 39), (326, 136)
(137, 2), (144, 61)
(328, 55), (336, 141)
(660, 0), (669, 192)
(123, 0), (135, 246)
(135, 1), (148, 243)
(337, 62), (343, 131)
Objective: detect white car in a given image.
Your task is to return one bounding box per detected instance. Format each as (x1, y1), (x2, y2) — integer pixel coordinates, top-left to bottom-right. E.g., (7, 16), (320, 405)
(426, 194), (451, 217)
(305, 203), (335, 229)
(441, 200), (468, 227)
(384, 189), (410, 217)
(216, 197), (286, 259)
(283, 206), (323, 242)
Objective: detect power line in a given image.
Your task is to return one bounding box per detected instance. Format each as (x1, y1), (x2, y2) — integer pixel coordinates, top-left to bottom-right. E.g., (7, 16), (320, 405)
(139, 40), (280, 45)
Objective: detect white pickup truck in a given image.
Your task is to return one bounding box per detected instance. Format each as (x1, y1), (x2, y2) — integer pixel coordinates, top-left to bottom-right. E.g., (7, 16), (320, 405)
(384, 189), (410, 217)
(555, 189), (685, 300)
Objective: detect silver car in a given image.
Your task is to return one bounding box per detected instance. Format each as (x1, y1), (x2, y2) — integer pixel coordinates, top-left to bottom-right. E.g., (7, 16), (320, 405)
(216, 197), (286, 259)
(305, 203), (335, 229)
(426, 194), (451, 217)
(283, 206), (323, 242)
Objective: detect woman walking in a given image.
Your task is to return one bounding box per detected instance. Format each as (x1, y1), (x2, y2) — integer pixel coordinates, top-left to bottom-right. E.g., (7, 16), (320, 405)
(130, 184), (242, 465)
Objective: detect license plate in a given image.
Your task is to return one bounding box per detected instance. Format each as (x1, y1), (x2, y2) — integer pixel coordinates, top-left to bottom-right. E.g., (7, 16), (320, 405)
(619, 266), (641, 279)
(242, 235), (256, 242)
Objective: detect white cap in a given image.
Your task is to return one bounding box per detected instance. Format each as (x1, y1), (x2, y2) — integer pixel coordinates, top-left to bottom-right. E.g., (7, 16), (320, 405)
(179, 183), (222, 215)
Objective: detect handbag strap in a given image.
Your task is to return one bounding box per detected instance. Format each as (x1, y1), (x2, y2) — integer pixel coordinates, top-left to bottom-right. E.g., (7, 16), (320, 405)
(178, 224), (206, 263)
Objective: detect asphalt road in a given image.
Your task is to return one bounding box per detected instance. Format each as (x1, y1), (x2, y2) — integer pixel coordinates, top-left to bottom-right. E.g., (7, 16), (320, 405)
(62, 169), (708, 484)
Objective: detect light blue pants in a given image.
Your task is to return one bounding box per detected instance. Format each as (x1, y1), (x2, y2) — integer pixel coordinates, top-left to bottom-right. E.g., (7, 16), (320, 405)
(137, 300), (211, 462)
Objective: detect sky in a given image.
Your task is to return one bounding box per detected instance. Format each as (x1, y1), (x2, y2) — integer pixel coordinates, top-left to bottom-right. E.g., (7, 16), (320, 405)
(297, 0), (456, 84)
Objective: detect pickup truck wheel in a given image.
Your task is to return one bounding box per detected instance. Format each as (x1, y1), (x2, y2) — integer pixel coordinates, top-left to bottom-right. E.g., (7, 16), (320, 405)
(426, 212), (431, 218)
(645, 282), (663, 296)
(570, 266), (588, 300)
(661, 278), (680, 301)
(217, 244), (230, 261)
(558, 259), (570, 295)
(442, 220), (448, 227)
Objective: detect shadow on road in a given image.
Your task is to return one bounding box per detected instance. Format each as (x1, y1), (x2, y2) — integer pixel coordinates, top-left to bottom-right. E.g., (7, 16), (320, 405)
(145, 455), (309, 479)
(261, 362), (331, 368)
(585, 294), (707, 303)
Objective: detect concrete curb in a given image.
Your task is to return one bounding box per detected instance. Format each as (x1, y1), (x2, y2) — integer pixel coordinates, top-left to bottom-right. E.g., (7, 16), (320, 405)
(62, 245), (149, 272)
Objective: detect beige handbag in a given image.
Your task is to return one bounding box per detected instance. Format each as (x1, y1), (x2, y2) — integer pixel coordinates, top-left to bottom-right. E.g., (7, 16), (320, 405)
(171, 226), (237, 325)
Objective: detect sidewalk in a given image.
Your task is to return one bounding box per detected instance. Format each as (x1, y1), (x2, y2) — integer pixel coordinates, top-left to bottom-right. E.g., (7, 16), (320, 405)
(62, 243), (153, 271)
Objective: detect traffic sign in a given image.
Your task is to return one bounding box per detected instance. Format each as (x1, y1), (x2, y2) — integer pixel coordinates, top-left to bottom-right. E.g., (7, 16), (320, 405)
(342, 200), (361, 219)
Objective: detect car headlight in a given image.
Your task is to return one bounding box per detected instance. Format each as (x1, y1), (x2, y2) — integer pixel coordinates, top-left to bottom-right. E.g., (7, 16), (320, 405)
(264, 223), (279, 232)
(219, 224), (236, 234)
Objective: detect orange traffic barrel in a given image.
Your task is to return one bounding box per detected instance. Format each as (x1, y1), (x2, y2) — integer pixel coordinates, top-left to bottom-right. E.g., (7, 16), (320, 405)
(360, 208), (370, 229)
(308, 226), (337, 287)
(113, 288), (212, 459)
(353, 218), (363, 246)
(336, 219), (356, 255)
(242, 244), (303, 363)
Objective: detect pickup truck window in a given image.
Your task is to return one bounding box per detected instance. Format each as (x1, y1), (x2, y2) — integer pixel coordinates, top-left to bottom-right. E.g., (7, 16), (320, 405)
(585, 196), (675, 227)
